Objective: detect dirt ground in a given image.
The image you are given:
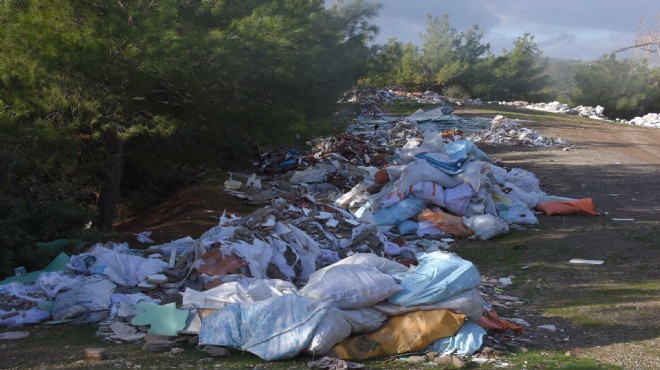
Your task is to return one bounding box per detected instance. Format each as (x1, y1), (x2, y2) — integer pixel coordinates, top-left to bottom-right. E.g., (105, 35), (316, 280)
(455, 107), (660, 369)
(3, 105), (658, 369)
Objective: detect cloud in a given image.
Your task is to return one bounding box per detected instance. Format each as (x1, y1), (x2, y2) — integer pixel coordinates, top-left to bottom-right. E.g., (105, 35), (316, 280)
(366, 0), (659, 60)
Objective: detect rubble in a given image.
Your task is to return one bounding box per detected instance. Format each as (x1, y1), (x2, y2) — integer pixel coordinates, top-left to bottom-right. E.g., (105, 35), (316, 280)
(0, 97), (603, 365)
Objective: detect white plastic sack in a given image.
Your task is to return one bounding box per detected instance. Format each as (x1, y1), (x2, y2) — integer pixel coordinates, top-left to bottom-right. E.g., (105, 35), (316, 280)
(463, 214), (509, 240)
(86, 244), (168, 286)
(374, 196), (425, 227)
(199, 294), (329, 361)
(411, 181), (446, 206)
(314, 253), (409, 277)
(182, 279), (297, 310)
(52, 275), (116, 321)
(306, 307), (387, 356)
(397, 159), (460, 191)
(300, 264), (402, 309)
(306, 308), (352, 356)
(504, 168), (542, 194)
(452, 161), (487, 192)
(491, 189), (539, 225)
(444, 183), (475, 216)
(0, 308), (50, 327)
(388, 252), (481, 306)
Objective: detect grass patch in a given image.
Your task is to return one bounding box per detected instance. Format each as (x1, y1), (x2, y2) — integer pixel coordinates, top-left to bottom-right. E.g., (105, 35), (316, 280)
(502, 349), (621, 370)
(380, 101), (441, 116)
(543, 281), (660, 326)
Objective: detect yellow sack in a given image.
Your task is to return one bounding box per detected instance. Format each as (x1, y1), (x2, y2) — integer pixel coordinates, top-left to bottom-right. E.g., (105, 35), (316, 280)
(328, 309), (465, 361)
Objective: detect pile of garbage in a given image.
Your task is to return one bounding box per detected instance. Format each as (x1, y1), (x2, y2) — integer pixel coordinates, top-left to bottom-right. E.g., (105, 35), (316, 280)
(1, 109), (598, 366)
(619, 112), (660, 128)
(490, 100), (660, 129)
(467, 115), (569, 147)
(490, 100), (607, 120)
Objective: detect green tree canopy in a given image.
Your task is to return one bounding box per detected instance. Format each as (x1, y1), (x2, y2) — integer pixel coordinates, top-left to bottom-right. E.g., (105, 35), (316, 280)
(570, 54), (660, 119)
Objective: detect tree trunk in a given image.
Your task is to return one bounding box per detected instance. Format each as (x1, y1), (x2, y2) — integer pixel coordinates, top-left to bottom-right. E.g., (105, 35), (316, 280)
(94, 135), (125, 232)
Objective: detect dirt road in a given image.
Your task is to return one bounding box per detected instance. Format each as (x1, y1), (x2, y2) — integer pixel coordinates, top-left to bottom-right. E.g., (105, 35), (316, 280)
(456, 107), (660, 369)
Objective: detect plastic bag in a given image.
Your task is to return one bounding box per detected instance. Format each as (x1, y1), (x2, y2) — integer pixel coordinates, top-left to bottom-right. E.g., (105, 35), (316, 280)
(426, 322), (486, 356)
(397, 159), (459, 191)
(199, 294), (329, 361)
(536, 198), (597, 216)
(307, 307), (387, 356)
(463, 214), (509, 240)
(444, 183), (475, 216)
(328, 309), (465, 360)
(417, 209), (473, 238)
(374, 196), (425, 227)
(315, 253), (409, 277)
(388, 252), (481, 306)
(85, 244), (168, 286)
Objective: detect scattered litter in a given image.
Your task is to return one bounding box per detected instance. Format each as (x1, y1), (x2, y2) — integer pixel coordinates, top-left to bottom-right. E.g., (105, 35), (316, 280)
(612, 218), (634, 222)
(569, 259), (604, 265)
(0, 331), (30, 340)
(537, 324), (557, 331)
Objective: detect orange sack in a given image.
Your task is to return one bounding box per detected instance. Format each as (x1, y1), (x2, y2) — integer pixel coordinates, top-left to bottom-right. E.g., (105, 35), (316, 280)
(535, 198), (597, 216)
(418, 209), (474, 238)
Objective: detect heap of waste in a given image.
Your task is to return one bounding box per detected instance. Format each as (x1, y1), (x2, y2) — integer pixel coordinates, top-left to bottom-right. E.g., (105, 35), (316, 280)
(1, 108), (598, 365)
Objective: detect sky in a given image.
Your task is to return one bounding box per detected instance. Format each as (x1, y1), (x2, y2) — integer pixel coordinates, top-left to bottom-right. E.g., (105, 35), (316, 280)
(339, 0), (660, 61)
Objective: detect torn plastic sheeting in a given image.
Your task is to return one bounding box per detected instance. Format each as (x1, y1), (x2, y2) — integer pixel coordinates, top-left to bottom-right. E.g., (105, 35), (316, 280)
(197, 225), (238, 247)
(0, 308), (51, 327)
(290, 167), (332, 184)
(181, 278), (298, 310)
(86, 244), (169, 286)
(426, 322), (486, 356)
(147, 236), (195, 255)
(199, 294), (330, 361)
(388, 252), (481, 307)
(223, 239), (272, 280)
(279, 224), (322, 280)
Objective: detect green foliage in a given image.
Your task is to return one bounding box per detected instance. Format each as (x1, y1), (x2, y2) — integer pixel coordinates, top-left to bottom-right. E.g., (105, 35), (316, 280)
(570, 54), (660, 119)
(490, 34), (551, 100)
(0, 0), (380, 274)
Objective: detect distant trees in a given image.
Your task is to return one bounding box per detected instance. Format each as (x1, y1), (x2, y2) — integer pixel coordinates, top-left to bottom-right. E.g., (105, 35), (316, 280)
(359, 15), (550, 101)
(0, 0), (380, 276)
(570, 54), (660, 119)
